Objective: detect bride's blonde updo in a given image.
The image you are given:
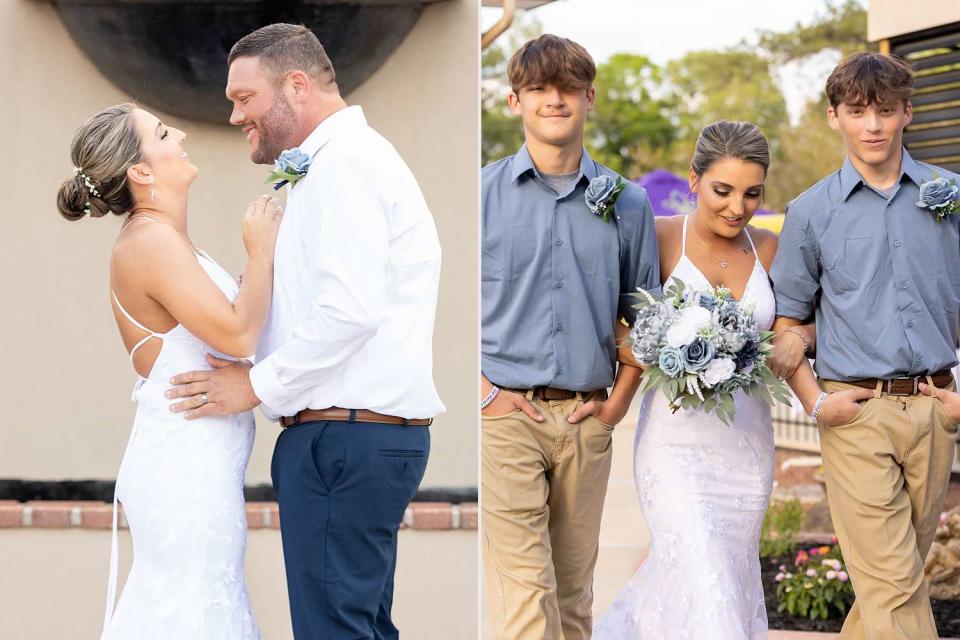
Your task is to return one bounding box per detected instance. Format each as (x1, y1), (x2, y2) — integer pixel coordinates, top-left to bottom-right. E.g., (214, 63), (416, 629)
(56, 103), (142, 221)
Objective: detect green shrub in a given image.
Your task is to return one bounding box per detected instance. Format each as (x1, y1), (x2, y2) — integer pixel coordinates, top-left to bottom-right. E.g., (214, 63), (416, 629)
(760, 498), (803, 558)
(776, 543), (854, 620)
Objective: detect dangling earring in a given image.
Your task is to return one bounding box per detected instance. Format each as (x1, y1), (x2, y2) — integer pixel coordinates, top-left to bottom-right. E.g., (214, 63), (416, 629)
(149, 183), (157, 201)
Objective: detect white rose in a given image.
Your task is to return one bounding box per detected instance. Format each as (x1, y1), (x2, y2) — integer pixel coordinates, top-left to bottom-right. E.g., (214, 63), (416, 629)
(666, 320), (698, 348)
(679, 306), (712, 331)
(701, 357), (736, 388)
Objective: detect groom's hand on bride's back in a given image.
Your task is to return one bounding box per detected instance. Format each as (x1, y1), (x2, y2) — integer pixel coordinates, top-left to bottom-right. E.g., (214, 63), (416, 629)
(816, 388), (876, 427)
(166, 354), (260, 419)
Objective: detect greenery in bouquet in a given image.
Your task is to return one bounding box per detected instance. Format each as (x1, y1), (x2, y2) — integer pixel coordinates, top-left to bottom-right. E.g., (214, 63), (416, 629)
(629, 278), (792, 425)
(775, 542), (854, 621)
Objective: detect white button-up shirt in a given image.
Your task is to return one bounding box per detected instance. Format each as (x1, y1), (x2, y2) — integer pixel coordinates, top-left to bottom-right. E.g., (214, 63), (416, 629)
(249, 106), (445, 421)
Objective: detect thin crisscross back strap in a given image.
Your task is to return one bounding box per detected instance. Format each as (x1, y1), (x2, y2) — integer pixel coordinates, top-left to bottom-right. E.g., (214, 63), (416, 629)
(111, 291), (162, 363)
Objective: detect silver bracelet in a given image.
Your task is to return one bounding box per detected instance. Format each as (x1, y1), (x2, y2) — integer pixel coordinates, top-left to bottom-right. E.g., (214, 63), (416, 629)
(783, 327), (811, 355)
(481, 386), (500, 410)
(810, 392), (829, 421)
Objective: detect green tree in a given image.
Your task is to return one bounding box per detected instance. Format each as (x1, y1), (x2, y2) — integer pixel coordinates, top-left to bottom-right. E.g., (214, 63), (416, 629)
(665, 48), (789, 161)
(759, 0), (870, 64)
(586, 53), (677, 177)
(761, 0), (870, 209)
(481, 15), (543, 165)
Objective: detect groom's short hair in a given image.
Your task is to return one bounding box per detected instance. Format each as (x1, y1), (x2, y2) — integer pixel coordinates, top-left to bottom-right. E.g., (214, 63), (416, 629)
(229, 23), (336, 90)
(826, 52), (914, 108)
(508, 34), (596, 94)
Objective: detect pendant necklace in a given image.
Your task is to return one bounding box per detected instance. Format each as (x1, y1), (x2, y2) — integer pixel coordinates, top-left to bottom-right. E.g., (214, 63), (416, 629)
(690, 217), (747, 269)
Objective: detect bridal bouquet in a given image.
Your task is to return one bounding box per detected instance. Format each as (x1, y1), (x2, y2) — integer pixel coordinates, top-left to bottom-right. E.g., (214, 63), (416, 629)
(629, 278), (791, 424)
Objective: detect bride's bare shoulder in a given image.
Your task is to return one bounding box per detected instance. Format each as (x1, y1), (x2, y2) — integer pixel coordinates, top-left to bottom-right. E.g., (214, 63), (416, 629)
(110, 218), (193, 278)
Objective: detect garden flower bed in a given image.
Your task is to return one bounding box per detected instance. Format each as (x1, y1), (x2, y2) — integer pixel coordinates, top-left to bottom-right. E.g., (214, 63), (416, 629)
(762, 550), (960, 635)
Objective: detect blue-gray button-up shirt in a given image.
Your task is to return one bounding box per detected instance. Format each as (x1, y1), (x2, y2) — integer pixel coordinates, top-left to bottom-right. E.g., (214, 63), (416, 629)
(482, 145), (660, 391)
(770, 149), (960, 381)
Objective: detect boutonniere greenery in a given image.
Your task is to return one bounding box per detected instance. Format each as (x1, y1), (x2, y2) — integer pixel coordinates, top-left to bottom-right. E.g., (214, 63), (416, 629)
(265, 148), (312, 191)
(585, 175), (626, 223)
(916, 175), (960, 223)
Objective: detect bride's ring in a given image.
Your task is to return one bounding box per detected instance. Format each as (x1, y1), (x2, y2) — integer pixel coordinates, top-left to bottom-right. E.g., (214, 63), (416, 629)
(199, 393), (209, 405)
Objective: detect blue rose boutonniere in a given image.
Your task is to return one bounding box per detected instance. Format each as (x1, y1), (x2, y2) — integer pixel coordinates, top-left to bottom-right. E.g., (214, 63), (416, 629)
(585, 175), (626, 223)
(265, 148), (312, 191)
(916, 176), (960, 223)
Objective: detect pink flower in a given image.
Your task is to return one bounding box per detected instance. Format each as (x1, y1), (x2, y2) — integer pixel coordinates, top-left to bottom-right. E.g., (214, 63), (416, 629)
(806, 569), (817, 578)
(826, 570), (837, 580)
(838, 571), (849, 582)
(779, 564), (786, 572)
(775, 572), (785, 582)
(831, 535), (838, 544)
(810, 548), (820, 556)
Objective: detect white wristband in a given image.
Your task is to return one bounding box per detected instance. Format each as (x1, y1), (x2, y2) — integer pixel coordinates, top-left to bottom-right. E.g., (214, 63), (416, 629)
(481, 386), (500, 410)
(810, 392), (829, 421)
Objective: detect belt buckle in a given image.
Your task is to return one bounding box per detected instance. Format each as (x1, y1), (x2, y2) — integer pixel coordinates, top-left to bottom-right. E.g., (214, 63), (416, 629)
(886, 377), (917, 396)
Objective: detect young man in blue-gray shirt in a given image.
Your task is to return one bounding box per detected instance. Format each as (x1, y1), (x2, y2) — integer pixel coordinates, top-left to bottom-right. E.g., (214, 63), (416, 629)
(771, 52), (960, 640)
(480, 35), (659, 640)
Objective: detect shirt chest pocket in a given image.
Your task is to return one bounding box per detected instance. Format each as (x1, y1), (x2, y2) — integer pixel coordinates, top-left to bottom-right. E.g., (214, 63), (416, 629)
(823, 236), (873, 294)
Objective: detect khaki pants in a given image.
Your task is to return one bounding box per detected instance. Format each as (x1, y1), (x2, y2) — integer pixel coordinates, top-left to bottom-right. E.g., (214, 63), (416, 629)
(482, 391), (614, 640)
(819, 380), (958, 640)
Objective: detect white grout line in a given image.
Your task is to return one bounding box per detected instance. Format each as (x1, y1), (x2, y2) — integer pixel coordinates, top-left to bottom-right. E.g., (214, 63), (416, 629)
(451, 504), (461, 529)
(70, 506), (81, 527)
(22, 506), (32, 527)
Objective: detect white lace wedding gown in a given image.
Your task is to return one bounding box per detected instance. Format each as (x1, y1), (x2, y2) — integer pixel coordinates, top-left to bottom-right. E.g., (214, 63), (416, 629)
(594, 217), (776, 639)
(100, 240), (260, 640)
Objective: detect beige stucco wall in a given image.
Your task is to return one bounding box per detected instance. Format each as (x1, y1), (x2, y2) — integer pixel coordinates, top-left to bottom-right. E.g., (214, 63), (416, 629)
(0, 0), (478, 488)
(868, 0), (960, 41)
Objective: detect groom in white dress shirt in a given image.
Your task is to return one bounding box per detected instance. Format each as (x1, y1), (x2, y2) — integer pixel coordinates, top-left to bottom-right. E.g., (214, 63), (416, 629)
(168, 23), (445, 639)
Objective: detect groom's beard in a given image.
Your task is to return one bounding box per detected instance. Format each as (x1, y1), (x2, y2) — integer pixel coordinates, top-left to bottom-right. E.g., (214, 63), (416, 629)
(252, 92), (297, 165)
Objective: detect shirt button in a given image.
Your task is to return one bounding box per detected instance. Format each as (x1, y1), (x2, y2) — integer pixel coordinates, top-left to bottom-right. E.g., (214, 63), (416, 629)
(894, 240), (901, 247)
(555, 239), (563, 246)
(556, 280), (564, 289)
(556, 367), (564, 375)
(907, 320), (914, 328)
(900, 281), (908, 290)
(556, 323), (564, 332)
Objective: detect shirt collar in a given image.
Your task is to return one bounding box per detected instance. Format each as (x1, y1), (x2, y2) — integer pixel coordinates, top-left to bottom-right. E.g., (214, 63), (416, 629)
(509, 143), (598, 184)
(297, 105), (366, 158)
(839, 147), (926, 200)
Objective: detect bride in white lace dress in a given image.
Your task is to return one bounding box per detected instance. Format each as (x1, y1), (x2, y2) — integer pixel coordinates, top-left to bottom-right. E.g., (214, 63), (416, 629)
(595, 121), (782, 639)
(56, 104), (281, 639)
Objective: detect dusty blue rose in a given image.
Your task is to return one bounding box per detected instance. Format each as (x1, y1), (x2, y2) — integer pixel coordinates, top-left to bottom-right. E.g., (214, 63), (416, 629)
(917, 177), (959, 211)
(658, 346), (684, 378)
(585, 175), (617, 214)
(696, 292), (718, 311)
(681, 338), (716, 372)
(274, 148), (312, 175)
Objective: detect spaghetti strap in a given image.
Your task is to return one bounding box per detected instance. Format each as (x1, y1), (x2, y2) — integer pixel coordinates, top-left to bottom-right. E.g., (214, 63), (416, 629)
(743, 225), (758, 255)
(681, 215), (689, 258)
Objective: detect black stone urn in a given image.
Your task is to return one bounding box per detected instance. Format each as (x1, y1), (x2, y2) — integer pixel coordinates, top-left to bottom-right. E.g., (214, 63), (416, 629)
(51, 0), (448, 123)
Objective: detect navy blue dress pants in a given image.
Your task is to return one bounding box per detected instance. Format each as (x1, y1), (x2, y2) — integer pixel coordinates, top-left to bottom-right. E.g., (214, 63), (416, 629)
(272, 419), (430, 639)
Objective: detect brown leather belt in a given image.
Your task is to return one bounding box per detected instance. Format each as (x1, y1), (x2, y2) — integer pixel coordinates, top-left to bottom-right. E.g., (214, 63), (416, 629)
(844, 370), (954, 396)
(504, 386), (607, 401)
(280, 408), (433, 429)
